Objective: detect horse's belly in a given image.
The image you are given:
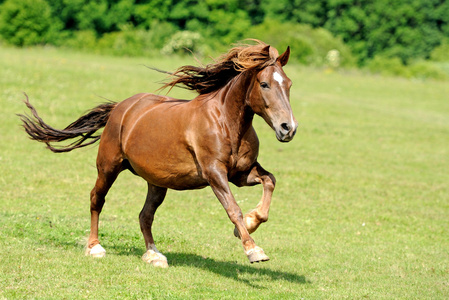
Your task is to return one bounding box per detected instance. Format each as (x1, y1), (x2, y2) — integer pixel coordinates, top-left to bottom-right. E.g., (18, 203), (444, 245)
(129, 157), (208, 190)
(124, 131), (208, 190)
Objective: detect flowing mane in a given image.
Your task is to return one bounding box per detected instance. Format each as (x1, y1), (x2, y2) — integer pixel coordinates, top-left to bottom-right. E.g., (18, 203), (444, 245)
(159, 40), (280, 95)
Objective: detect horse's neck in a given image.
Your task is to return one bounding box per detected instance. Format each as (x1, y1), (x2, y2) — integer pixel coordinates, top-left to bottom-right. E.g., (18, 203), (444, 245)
(219, 72), (255, 139)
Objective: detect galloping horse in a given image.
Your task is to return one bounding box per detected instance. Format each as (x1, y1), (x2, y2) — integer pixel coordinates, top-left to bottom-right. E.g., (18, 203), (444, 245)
(19, 40), (298, 268)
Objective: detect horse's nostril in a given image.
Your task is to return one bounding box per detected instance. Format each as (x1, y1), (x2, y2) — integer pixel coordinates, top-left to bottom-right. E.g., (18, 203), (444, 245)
(281, 123), (290, 132)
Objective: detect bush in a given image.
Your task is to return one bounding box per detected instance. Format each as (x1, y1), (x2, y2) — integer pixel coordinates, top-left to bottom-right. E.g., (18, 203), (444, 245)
(247, 20), (355, 67)
(430, 41), (449, 62)
(63, 22), (178, 57)
(366, 56), (411, 77)
(366, 56), (448, 80)
(161, 31), (202, 56)
(0, 0), (62, 46)
(97, 25), (153, 57)
(408, 61), (448, 80)
(64, 30), (98, 51)
(145, 21), (178, 51)
(324, 0), (448, 64)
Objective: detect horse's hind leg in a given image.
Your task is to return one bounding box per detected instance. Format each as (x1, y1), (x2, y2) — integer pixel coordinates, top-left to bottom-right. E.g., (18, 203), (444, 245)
(231, 162), (276, 237)
(86, 143), (123, 257)
(140, 183), (168, 268)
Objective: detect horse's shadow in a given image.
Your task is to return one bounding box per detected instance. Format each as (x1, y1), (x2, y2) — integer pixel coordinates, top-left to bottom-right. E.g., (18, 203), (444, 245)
(111, 245), (308, 288)
(168, 252), (308, 288)
(44, 229), (307, 288)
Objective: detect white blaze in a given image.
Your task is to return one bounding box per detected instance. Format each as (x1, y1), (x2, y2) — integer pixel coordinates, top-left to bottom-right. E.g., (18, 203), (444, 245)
(274, 71), (295, 130)
(273, 72), (284, 85)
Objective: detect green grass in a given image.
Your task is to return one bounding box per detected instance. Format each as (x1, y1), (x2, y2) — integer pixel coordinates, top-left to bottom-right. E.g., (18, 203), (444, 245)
(1, 46), (448, 299)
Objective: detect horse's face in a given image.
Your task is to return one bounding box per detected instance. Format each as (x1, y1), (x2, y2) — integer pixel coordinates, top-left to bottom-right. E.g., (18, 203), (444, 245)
(249, 47), (298, 142)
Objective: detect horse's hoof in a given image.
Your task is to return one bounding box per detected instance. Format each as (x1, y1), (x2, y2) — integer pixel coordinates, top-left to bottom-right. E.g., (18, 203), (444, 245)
(142, 249), (168, 268)
(150, 259), (169, 268)
(86, 244), (106, 258)
(245, 246), (269, 263)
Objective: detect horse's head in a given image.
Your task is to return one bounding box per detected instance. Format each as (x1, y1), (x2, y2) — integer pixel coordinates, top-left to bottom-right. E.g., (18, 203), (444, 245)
(248, 46), (298, 142)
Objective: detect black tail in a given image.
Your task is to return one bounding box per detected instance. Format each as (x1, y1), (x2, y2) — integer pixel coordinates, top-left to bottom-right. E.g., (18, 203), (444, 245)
(18, 94), (117, 153)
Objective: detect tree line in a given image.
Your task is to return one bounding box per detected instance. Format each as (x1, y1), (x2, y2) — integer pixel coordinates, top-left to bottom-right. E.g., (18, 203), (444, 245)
(1, 0), (448, 66)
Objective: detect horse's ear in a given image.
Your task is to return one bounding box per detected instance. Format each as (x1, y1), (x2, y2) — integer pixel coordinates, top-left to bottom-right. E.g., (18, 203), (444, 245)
(262, 45), (271, 55)
(277, 46), (290, 66)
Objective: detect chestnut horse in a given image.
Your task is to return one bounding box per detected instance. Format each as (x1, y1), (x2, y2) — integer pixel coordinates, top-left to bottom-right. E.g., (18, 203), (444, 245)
(19, 41), (298, 268)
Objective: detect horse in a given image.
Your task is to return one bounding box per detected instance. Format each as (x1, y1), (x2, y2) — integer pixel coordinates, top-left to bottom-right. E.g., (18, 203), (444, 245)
(18, 40), (298, 268)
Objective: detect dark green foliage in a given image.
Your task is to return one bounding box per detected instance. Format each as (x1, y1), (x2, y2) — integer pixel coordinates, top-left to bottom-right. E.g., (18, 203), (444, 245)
(45, 0), (134, 33)
(260, 0), (327, 27)
(0, 0), (62, 46)
(63, 22), (178, 57)
(161, 0), (253, 47)
(324, 0), (449, 64)
(248, 19), (355, 66)
(0, 0), (448, 67)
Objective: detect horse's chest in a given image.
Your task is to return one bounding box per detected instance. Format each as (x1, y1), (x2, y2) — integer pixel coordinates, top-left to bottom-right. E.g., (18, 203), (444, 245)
(229, 144), (258, 174)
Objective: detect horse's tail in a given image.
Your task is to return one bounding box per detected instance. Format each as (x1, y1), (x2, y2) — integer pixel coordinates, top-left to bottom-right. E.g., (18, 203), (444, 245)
(18, 94), (117, 153)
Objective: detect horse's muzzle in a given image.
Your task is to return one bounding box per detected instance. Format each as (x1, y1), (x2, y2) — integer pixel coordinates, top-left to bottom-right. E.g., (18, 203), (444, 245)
(276, 122), (298, 142)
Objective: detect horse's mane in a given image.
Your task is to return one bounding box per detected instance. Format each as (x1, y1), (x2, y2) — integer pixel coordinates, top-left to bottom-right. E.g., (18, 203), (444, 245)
(159, 40), (279, 95)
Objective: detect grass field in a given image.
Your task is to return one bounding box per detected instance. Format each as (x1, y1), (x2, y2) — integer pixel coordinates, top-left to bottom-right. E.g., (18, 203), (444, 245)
(1, 46), (448, 299)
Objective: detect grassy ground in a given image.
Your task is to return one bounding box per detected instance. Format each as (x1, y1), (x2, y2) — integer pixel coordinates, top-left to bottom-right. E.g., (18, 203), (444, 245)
(1, 46), (448, 299)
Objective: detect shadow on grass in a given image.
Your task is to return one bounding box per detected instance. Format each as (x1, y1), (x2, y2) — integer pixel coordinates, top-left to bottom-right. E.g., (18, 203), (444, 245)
(110, 243), (308, 288)
(34, 225), (308, 288)
(166, 252), (309, 288)
(103, 243), (310, 289)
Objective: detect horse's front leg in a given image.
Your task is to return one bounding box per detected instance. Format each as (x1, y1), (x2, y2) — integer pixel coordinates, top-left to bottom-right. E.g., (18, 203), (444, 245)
(205, 163), (269, 263)
(231, 162), (276, 237)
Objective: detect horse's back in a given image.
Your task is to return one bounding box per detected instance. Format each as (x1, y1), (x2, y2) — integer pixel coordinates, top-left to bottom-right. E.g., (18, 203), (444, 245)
(115, 93), (194, 147)
(100, 93), (180, 151)
(112, 93), (187, 118)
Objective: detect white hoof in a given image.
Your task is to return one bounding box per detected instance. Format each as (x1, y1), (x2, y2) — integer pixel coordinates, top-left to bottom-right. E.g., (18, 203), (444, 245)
(245, 246), (269, 263)
(86, 244), (106, 258)
(142, 249), (168, 268)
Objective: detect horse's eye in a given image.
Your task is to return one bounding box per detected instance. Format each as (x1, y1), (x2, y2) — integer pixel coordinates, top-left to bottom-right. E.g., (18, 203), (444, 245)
(260, 82), (269, 89)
